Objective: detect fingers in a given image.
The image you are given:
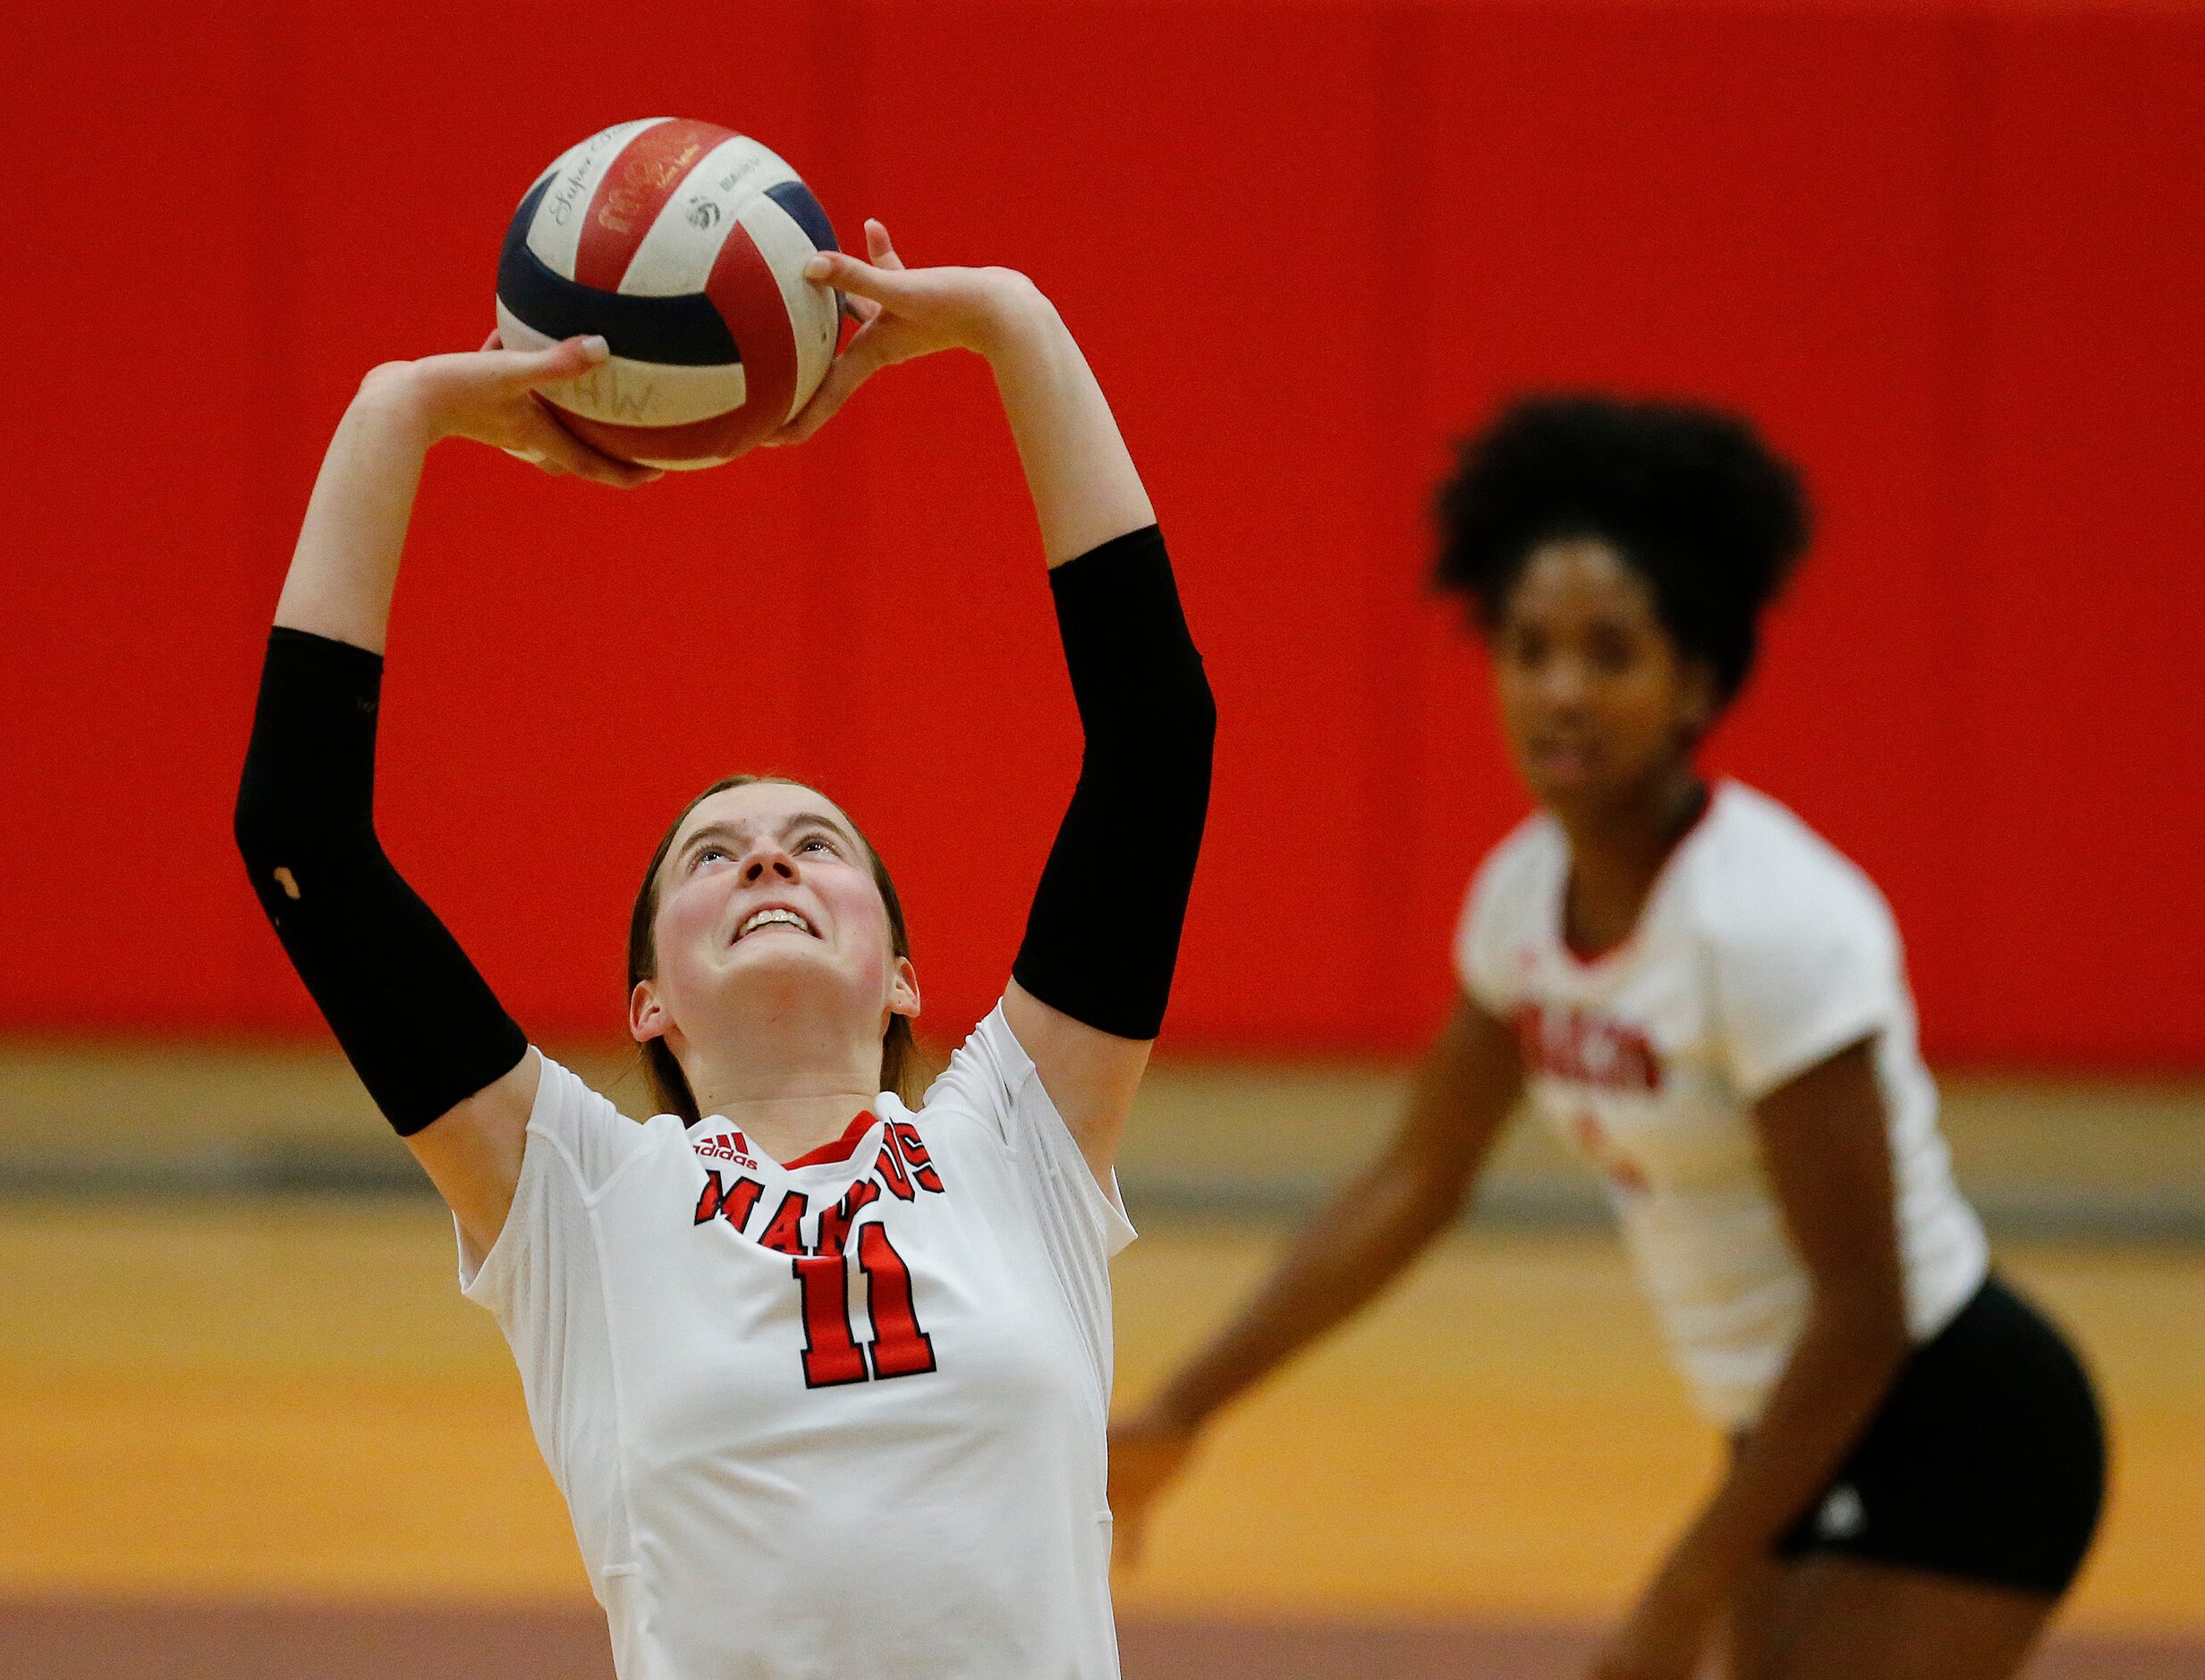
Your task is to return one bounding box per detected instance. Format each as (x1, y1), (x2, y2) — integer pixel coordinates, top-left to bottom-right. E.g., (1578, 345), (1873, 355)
(507, 334), (611, 389)
(833, 223), (896, 323)
(865, 217), (904, 272)
(803, 249), (914, 308)
(769, 327), (886, 445)
(516, 397), (662, 488)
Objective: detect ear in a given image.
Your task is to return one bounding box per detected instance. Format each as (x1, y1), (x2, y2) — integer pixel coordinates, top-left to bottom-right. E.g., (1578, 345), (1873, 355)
(887, 955), (921, 1023)
(1679, 659), (1720, 742)
(629, 978), (670, 1045)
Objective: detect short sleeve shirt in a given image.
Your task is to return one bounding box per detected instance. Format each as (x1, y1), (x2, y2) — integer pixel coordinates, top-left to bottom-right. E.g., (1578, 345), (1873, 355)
(1455, 781), (1987, 1426)
(461, 1004), (1134, 1679)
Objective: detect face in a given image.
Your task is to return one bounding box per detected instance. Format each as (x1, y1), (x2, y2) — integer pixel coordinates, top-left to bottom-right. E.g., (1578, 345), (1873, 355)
(1490, 538), (1715, 818)
(629, 781), (919, 1052)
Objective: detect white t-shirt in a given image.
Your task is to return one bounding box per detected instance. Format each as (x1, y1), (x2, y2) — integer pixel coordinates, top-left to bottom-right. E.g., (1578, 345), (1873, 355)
(460, 1004), (1136, 1680)
(1454, 781), (1988, 1428)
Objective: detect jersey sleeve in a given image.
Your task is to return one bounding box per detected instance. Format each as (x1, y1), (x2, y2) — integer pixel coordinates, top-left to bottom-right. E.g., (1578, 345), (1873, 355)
(458, 1052), (653, 1299)
(454, 1055), (649, 1573)
(1709, 848), (1911, 1103)
(1452, 824), (1546, 1015)
(920, 1005), (1136, 1397)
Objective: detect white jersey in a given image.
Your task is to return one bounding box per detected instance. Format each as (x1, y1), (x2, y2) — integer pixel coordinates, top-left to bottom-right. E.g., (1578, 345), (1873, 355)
(1454, 781), (1988, 1428)
(460, 1004), (1134, 1680)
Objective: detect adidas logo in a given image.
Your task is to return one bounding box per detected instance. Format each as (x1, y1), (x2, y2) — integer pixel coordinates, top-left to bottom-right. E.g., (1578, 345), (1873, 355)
(1815, 1484), (1866, 1540)
(694, 1130), (758, 1169)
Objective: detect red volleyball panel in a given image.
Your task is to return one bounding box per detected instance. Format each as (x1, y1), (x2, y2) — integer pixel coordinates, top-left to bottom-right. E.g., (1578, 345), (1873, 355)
(703, 221), (801, 444)
(573, 117), (734, 291)
(549, 401), (765, 465)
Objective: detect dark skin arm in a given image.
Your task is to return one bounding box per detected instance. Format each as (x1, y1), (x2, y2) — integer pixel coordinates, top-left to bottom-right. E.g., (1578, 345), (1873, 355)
(1107, 994), (1523, 1565)
(1592, 1034), (1912, 1680)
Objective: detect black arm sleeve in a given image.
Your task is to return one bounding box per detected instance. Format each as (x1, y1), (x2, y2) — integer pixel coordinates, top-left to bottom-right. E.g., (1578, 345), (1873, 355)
(1011, 524), (1217, 1040)
(233, 627), (529, 1134)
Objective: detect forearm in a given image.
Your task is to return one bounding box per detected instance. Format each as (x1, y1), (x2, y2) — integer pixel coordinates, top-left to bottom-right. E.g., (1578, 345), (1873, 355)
(1150, 1164), (1463, 1429)
(1664, 1296), (1909, 1596)
(981, 289), (1155, 567)
(1149, 1002), (1517, 1427)
(273, 370), (437, 651)
(1009, 525), (1212, 1043)
(233, 630), (528, 1133)
(240, 370), (529, 1131)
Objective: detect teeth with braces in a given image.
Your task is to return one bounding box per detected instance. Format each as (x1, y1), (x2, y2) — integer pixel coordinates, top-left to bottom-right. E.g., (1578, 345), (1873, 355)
(737, 908), (815, 939)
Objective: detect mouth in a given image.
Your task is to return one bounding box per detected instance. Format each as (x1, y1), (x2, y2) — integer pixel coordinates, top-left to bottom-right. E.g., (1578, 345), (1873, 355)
(733, 906), (819, 943)
(1524, 738), (1599, 780)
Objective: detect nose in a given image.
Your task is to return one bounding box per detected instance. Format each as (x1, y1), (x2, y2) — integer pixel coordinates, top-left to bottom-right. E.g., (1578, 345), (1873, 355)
(1533, 651), (1592, 713)
(740, 840), (799, 886)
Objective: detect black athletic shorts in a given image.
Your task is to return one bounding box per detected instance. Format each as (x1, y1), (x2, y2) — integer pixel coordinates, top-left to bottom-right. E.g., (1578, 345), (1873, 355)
(1772, 1273), (2106, 1596)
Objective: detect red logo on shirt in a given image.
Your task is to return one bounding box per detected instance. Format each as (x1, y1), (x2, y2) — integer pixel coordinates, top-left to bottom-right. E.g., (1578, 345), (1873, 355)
(1514, 1004), (1664, 1093)
(1570, 1110), (1651, 1194)
(693, 1128), (759, 1169)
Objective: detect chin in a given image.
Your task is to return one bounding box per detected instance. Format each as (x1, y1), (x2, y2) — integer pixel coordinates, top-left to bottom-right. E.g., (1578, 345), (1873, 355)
(724, 938), (840, 976)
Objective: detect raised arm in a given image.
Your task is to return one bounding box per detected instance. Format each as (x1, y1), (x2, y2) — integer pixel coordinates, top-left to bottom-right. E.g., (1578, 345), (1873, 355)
(1107, 995), (1524, 1565)
(235, 335), (654, 1256)
(788, 225), (1214, 1176)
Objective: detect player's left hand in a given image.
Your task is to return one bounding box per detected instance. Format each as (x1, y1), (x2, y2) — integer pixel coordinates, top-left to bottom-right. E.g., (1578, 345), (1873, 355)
(1588, 1566), (1717, 1680)
(768, 219), (1053, 446)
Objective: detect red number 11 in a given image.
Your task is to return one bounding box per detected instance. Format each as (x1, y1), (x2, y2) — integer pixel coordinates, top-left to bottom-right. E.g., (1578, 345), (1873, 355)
(793, 1225), (937, 1388)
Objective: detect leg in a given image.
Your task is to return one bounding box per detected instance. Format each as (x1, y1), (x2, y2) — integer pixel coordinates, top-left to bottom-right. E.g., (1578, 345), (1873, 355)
(1761, 1554), (2057, 1680)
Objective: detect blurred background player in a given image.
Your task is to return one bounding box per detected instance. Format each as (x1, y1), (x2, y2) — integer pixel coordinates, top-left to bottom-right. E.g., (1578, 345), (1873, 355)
(1108, 395), (2104, 1680)
(233, 222), (1213, 1678)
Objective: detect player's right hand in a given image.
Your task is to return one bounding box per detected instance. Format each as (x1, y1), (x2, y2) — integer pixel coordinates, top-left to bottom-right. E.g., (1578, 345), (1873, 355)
(356, 334), (662, 488)
(768, 218), (1055, 447)
(1106, 1407), (1201, 1570)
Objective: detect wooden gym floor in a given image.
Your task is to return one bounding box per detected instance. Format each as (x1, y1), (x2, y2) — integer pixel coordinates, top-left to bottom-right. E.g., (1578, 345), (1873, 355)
(2, 1042), (2199, 1675)
(0, 1204), (2197, 1675)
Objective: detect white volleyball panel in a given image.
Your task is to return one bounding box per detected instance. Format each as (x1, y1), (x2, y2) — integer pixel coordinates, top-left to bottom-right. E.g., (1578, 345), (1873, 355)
(616, 134), (801, 298)
(523, 118), (670, 277)
(738, 195), (841, 416)
(632, 448), (740, 472)
(494, 301), (747, 428)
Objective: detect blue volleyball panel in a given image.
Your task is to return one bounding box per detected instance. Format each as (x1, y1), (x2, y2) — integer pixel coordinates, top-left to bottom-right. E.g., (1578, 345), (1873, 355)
(764, 180), (838, 255)
(496, 175), (741, 368)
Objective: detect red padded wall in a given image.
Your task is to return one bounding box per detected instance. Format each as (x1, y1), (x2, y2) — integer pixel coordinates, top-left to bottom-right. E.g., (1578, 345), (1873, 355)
(3, 0), (2201, 1065)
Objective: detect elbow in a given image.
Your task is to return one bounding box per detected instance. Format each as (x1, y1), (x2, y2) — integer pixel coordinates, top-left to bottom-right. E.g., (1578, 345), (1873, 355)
(233, 776), (284, 875)
(1395, 1153), (1474, 1241)
(1183, 666), (1218, 758)
(1811, 1277), (1912, 1372)
(1142, 660), (1217, 777)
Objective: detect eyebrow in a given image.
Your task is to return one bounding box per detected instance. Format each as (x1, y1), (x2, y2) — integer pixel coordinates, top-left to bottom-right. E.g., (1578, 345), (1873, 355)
(678, 811), (860, 863)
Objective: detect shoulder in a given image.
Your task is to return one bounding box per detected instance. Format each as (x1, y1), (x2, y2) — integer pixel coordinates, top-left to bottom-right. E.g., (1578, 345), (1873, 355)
(1460, 810), (1564, 935)
(1680, 784), (1898, 958)
(1682, 787), (1914, 1098)
(917, 1005), (1039, 1134)
(1453, 810), (1561, 1007)
(526, 1055), (666, 1192)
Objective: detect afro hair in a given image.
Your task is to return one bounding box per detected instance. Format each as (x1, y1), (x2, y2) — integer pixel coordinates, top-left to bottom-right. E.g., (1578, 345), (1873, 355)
(1433, 394), (1811, 705)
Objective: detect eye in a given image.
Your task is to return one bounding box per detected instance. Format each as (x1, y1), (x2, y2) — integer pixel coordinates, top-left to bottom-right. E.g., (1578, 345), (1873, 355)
(693, 843), (732, 869)
(798, 835), (837, 856)
(1502, 624), (1549, 668)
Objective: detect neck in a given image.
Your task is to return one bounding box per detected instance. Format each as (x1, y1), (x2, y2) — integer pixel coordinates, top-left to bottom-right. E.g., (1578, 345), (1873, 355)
(671, 991), (886, 1166)
(1555, 763), (1708, 955)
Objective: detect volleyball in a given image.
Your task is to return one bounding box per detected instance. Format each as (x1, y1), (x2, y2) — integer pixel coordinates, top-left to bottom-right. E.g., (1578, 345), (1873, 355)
(495, 118), (842, 470)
